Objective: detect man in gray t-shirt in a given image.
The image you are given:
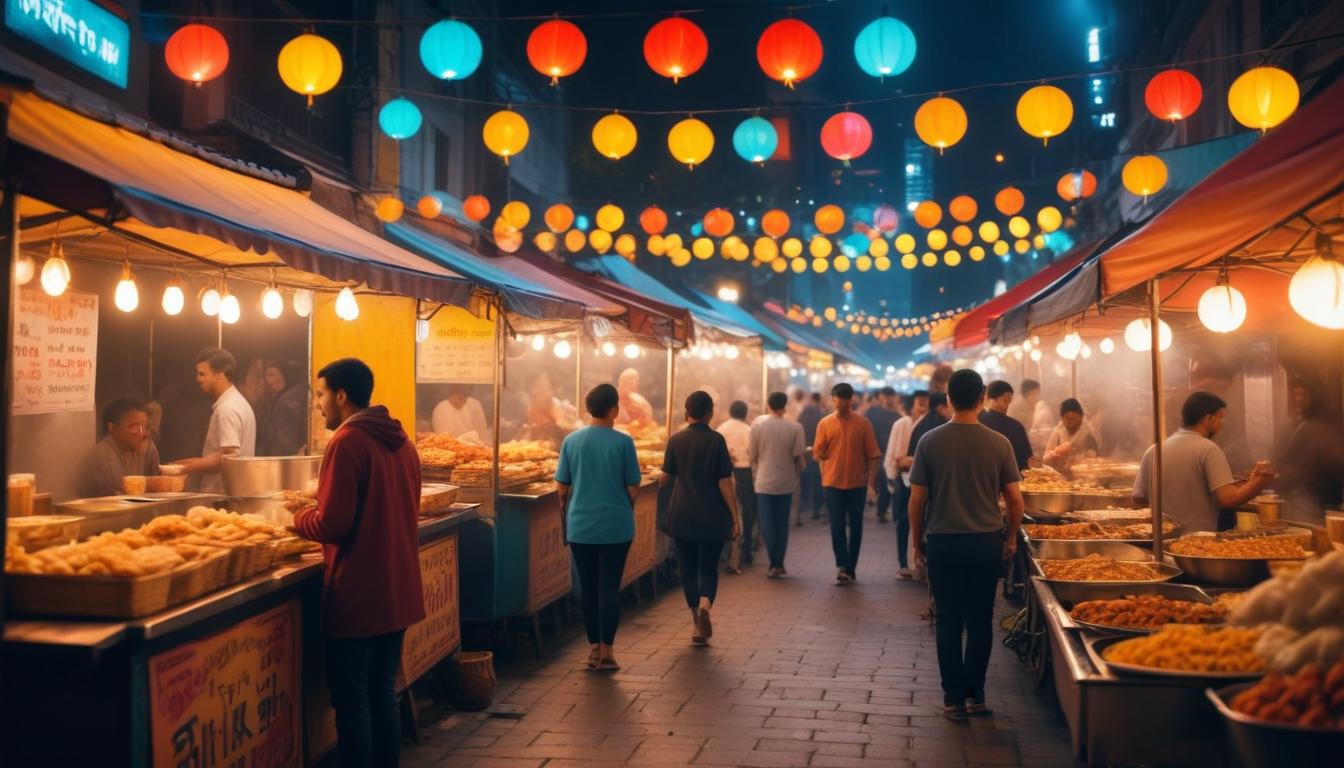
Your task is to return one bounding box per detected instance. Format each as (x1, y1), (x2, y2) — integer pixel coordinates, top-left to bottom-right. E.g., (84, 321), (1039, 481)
(908, 370), (1025, 720)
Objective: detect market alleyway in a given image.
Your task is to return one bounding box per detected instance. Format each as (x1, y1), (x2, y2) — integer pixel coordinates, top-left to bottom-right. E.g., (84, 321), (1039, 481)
(403, 515), (1077, 767)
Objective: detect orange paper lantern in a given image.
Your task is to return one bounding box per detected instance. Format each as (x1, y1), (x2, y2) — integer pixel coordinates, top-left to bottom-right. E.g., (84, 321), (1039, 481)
(703, 208), (735, 238)
(643, 17), (708, 83)
(527, 19), (587, 84)
(814, 204), (845, 235)
(463, 194), (490, 222)
(1056, 170), (1097, 202)
(912, 200), (942, 229)
(756, 19), (823, 88)
(948, 195), (977, 223)
(417, 195), (443, 219)
(165, 24), (230, 84)
(544, 204), (574, 232)
(761, 209), (790, 238)
(994, 186), (1025, 216)
(639, 206), (668, 235)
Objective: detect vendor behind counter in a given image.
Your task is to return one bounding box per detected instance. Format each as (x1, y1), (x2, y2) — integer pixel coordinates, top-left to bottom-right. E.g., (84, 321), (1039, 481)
(76, 397), (161, 498)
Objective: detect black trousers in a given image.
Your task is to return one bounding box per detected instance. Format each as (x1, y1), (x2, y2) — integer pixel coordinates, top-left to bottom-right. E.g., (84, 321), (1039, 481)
(733, 467), (757, 563)
(326, 629), (406, 768)
(874, 463), (893, 519)
(675, 539), (725, 609)
(571, 541), (632, 645)
(895, 480), (912, 568)
(824, 486), (867, 575)
(926, 532), (1003, 705)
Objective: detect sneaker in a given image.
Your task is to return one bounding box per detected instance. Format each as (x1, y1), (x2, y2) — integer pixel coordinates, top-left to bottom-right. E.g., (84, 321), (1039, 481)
(940, 704), (969, 721)
(965, 699), (993, 717)
(696, 606), (714, 639)
(836, 569), (852, 585)
(766, 567), (781, 579)
(897, 567), (913, 580)
(846, 570), (858, 583)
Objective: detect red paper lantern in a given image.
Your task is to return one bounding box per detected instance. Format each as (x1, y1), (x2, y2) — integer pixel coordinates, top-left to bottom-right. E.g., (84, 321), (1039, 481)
(643, 17), (708, 83)
(820, 111), (872, 164)
(463, 194), (490, 222)
(639, 206), (668, 235)
(165, 24), (230, 84)
(757, 19), (823, 88)
(1056, 170), (1098, 202)
(527, 19), (587, 84)
(1144, 69), (1202, 122)
(703, 208), (735, 238)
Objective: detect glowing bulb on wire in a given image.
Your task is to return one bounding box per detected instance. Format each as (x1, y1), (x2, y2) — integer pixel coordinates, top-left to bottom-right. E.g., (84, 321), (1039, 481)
(292, 289), (314, 318)
(1123, 318), (1172, 351)
(553, 340), (572, 359)
(335, 287), (360, 321)
(261, 285), (285, 319)
(162, 279), (185, 316)
(531, 335), (546, 352)
(1099, 337), (1115, 355)
(602, 341), (616, 357)
(624, 343), (640, 360)
(14, 255), (35, 286)
(200, 287), (222, 316)
(415, 318), (430, 343)
(219, 293), (241, 325)
(114, 262), (139, 313)
(40, 244), (71, 297)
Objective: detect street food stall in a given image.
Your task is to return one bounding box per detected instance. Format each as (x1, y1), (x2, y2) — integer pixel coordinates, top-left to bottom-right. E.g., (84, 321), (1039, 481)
(1, 86), (483, 766)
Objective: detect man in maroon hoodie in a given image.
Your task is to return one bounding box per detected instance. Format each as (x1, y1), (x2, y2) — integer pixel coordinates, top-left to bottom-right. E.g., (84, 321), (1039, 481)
(294, 357), (424, 768)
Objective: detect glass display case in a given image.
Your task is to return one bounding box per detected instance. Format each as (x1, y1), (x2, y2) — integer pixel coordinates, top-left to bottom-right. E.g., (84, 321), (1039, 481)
(672, 334), (766, 429)
(579, 339), (670, 477)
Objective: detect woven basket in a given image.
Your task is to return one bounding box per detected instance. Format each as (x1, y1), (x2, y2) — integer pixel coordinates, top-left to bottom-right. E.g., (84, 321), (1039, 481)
(449, 651), (496, 711)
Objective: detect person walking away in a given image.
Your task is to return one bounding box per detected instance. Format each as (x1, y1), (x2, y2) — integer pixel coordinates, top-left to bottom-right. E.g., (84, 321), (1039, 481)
(661, 391), (740, 644)
(751, 391), (806, 577)
(908, 369), (1025, 720)
(1042, 398), (1100, 472)
(979, 381), (1036, 471)
(884, 390), (928, 579)
(555, 384), (642, 670)
(716, 401), (756, 572)
(293, 359), (424, 767)
(796, 392), (824, 524)
(1133, 391), (1276, 532)
(866, 387), (900, 524)
(813, 383), (881, 585)
(173, 348), (256, 493)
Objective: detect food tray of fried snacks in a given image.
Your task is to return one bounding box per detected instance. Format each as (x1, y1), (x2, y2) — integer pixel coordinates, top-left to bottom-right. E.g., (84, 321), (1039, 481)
(1089, 624), (1267, 679)
(420, 483), (460, 515)
(1167, 533), (1314, 587)
(5, 515), (83, 552)
(618, 422), (667, 451)
(1068, 507), (1155, 524)
(1037, 553), (1182, 584)
(1069, 457), (1142, 487)
(416, 433), (492, 472)
(4, 506), (318, 619)
(1068, 592), (1244, 635)
(1024, 520), (1177, 544)
(1206, 664), (1344, 767)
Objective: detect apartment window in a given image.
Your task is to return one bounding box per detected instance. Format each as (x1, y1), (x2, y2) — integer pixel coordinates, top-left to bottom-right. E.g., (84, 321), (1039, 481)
(434, 129), (452, 192)
(1087, 28), (1101, 63)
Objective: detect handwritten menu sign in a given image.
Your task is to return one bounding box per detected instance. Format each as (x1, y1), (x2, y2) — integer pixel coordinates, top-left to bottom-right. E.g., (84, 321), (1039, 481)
(527, 502), (572, 613)
(12, 288), (98, 415)
(398, 533), (461, 689)
(148, 600), (302, 768)
(417, 305), (495, 384)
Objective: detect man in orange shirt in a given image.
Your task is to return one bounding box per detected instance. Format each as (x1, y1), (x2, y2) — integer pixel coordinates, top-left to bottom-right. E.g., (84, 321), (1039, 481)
(813, 382), (882, 584)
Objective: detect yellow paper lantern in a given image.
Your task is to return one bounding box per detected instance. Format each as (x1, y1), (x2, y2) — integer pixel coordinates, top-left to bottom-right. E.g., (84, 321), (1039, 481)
(944, 250), (962, 267)
(663, 233), (683, 252)
(993, 240), (1010, 257)
(753, 237), (779, 262)
(926, 228), (948, 250)
(790, 257), (807, 274)
(833, 255), (851, 272)
(596, 204), (625, 232)
(277, 33), (343, 107)
(1014, 238), (1031, 254)
(501, 200), (531, 229)
(483, 110), (530, 164)
(592, 113), (638, 159)
(732, 240), (750, 262)
(969, 245), (986, 262)
(374, 196), (404, 223)
(589, 229), (613, 253)
(647, 234), (667, 255)
(809, 236), (833, 259)
(920, 252), (937, 267)
(951, 225), (973, 246)
(720, 235), (742, 258)
(671, 248), (692, 267)
(615, 233), (637, 257)
(534, 231), (558, 251)
(894, 233), (916, 253)
(812, 258), (830, 273)
(1228, 66), (1299, 132)
(1016, 85), (1073, 145)
(978, 221), (1001, 243)
(1033, 234), (1046, 249)
(564, 228), (586, 252)
(692, 237), (715, 260)
(868, 238), (889, 258)
(855, 255), (872, 272)
(875, 255), (892, 271)
(771, 258), (788, 273)
(914, 96), (968, 153)
(782, 237), (803, 258)
(1122, 155), (1168, 200)
(900, 253), (918, 270)
(1008, 216), (1031, 239)
(1036, 206), (1062, 233)
(668, 117), (714, 168)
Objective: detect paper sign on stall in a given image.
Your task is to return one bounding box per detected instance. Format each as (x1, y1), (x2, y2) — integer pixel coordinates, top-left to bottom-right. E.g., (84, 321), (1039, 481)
(11, 288), (98, 415)
(148, 600), (302, 768)
(397, 533), (461, 689)
(417, 306), (495, 384)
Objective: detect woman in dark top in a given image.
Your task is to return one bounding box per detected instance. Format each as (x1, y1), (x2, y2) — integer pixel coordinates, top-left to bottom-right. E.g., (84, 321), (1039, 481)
(258, 360), (309, 456)
(660, 391), (740, 645)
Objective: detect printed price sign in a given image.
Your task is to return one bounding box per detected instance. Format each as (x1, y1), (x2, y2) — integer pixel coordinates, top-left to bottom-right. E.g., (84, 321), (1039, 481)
(417, 305), (496, 384)
(397, 533), (461, 689)
(11, 288), (98, 415)
(527, 502), (572, 613)
(148, 600), (302, 768)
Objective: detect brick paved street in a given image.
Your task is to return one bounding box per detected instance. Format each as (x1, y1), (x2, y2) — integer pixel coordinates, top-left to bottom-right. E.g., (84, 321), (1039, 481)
(404, 513), (1077, 767)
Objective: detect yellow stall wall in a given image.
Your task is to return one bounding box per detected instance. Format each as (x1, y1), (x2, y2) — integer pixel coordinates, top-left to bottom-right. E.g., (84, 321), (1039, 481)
(310, 293), (417, 451)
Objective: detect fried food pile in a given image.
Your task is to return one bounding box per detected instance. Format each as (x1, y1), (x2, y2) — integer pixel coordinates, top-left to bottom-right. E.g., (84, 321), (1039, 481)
(1071, 594), (1228, 629)
(1169, 535), (1309, 559)
(1039, 554), (1165, 582)
(1103, 624), (1264, 673)
(1026, 521), (1175, 540)
(1230, 663), (1344, 729)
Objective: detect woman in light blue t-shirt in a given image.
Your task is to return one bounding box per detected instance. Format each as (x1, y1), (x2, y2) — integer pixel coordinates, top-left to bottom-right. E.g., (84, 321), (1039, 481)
(555, 383), (642, 670)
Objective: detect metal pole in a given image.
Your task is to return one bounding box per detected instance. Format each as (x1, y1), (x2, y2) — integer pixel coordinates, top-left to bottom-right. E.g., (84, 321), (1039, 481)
(666, 344), (676, 436)
(760, 346), (768, 416)
(1, 147), (17, 623)
(1148, 280), (1167, 561)
(492, 301), (503, 512)
(574, 330), (583, 409)
(1070, 358), (1078, 399)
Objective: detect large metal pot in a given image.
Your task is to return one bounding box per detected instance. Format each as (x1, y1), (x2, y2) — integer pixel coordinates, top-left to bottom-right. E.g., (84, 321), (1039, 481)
(1032, 539), (1154, 562)
(1167, 553), (1295, 587)
(221, 455), (320, 498)
(1022, 490), (1073, 515)
(1206, 684), (1344, 767)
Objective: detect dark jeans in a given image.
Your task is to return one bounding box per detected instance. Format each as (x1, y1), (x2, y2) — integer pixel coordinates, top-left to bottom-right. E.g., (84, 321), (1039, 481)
(895, 481), (912, 568)
(326, 629), (406, 768)
(926, 532), (1003, 705)
(757, 492), (793, 568)
(824, 486), (867, 575)
(733, 468), (758, 564)
(800, 460), (822, 518)
(571, 540), (632, 645)
(675, 539), (725, 609)
(874, 464), (893, 519)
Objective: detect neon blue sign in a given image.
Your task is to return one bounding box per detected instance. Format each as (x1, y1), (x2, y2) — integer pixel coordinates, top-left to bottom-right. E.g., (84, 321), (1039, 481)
(5, 0), (131, 88)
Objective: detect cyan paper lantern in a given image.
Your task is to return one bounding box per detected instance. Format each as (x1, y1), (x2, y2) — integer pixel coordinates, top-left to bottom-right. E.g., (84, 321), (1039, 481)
(854, 17), (916, 79)
(420, 19), (482, 80)
(732, 116), (779, 163)
(378, 97), (422, 140)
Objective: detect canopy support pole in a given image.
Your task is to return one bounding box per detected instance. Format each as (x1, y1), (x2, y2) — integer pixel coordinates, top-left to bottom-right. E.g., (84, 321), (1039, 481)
(1147, 279), (1167, 562)
(1070, 359), (1078, 399)
(1, 158), (16, 623)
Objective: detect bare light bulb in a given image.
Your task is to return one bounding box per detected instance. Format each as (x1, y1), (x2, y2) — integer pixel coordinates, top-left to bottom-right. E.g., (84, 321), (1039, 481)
(219, 293), (241, 324)
(530, 335), (546, 352)
(14, 255), (35, 286)
(292, 289), (314, 318)
(261, 286), (285, 319)
(162, 279), (185, 315)
(335, 287), (359, 321)
(1197, 282), (1246, 333)
(725, 345), (740, 360)
(623, 343), (640, 359)
(114, 263), (139, 312)
(553, 339), (572, 359)
(602, 341), (616, 357)
(200, 287), (222, 316)
(1029, 348), (1043, 362)
(415, 318), (430, 343)
(40, 253), (71, 297)
(1099, 337), (1115, 354)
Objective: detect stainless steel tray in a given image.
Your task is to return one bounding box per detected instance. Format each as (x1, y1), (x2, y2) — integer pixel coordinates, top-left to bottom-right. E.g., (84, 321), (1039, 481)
(1037, 562), (1184, 585)
(1205, 684), (1344, 767)
(1022, 490), (1072, 514)
(1032, 539), (1154, 561)
(1046, 580), (1215, 608)
(1168, 552), (1309, 587)
(1087, 635), (1264, 680)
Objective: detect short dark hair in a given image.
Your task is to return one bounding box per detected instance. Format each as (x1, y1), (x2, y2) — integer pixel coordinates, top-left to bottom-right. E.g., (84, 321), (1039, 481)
(686, 390), (714, 421)
(585, 383), (619, 417)
(767, 391), (788, 412)
(912, 389), (930, 401)
(102, 397), (147, 434)
(987, 380), (1014, 399)
(947, 369), (986, 411)
(809, 392), (821, 403)
(318, 358), (374, 408)
(880, 386), (897, 397)
(929, 392), (948, 409)
(1182, 391), (1227, 427)
(831, 382), (854, 399)
(197, 348), (237, 382)
(1021, 379), (1041, 396)
(1060, 398), (1084, 417)
(729, 400), (748, 420)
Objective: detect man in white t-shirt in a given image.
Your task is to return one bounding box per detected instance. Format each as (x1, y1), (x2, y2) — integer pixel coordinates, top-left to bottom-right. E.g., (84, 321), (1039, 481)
(884, 389), (928, 578)
(431, 384), (490, 441)
(717, 400), (755, 572)
(175, 348), (257, 494)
